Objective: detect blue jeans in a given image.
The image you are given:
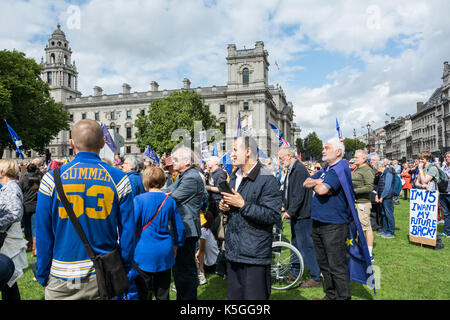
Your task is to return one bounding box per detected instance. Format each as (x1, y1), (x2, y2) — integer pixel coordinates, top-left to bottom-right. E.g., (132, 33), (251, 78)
(381, 198), (395, 235)
(438, 194), (450, 235)
(290, 217), (321, 282)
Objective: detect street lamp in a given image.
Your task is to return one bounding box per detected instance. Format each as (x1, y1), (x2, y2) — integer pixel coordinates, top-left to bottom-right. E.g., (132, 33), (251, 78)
(362, 121), (375, 152)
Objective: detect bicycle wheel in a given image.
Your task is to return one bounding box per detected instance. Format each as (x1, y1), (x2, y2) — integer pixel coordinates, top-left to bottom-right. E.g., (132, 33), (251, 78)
(271, 241), (304, 290)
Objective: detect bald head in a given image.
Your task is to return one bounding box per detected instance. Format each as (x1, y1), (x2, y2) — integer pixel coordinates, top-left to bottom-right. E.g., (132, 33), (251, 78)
(70, 120), (105, 153)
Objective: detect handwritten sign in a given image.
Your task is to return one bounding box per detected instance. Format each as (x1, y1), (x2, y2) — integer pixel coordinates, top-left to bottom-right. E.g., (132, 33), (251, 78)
(409, 189), (438, 247)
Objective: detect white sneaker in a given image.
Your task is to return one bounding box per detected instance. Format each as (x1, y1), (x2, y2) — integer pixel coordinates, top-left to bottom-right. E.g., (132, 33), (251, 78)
(198, 272), (207, 285)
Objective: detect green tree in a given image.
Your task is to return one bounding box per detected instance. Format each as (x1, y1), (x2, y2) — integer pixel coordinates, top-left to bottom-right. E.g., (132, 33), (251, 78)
(343, 137), (366, 156)
(304, 132), (323, 160)
(0, 50), (70, 158)
(295, 137), (305, 157)
(135, 90), (219, 155)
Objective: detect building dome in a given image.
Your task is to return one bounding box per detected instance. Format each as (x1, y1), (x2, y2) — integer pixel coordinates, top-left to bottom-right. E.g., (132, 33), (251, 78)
(51, 24), (66, 39)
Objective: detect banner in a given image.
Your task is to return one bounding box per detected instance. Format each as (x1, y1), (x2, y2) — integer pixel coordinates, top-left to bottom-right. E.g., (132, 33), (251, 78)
(409, 188), (438, 247)
(199, 130), (209, 160)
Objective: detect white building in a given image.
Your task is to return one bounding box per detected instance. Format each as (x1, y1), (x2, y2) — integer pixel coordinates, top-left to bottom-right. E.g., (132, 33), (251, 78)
(20, 25), (301, 161)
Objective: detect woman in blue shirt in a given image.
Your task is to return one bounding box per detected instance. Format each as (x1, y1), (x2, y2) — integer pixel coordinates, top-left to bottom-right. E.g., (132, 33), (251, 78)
(133, 167), (186, 300)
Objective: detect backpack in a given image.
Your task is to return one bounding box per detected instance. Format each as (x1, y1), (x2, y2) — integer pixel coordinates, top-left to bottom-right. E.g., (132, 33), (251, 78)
(432, 164), (449, 193)
(392, 171), (402, 197)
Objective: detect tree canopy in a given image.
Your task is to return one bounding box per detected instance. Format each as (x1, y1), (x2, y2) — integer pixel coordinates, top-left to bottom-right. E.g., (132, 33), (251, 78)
(343, 137), (366, 156)
(134, 90), (219, 155)
(295, 132), (323, 160)
(0, 50), (70, 158)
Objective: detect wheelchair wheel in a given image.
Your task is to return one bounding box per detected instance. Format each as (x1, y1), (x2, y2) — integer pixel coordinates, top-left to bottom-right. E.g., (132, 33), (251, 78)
(271, 241), (304, 290)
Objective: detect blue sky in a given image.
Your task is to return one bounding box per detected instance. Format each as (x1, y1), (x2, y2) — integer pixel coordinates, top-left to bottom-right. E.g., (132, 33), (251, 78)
(1, 0), (449, 141)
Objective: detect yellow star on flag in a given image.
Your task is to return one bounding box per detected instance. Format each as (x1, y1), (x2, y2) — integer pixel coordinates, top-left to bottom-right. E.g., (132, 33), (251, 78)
(345, 238), (354, 246)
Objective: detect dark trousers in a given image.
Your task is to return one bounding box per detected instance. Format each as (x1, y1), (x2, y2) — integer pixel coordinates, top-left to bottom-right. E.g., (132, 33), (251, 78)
(290, 217), (321, 282)
(312, 220), (350, 300)
(1, 282), (20, 300)
(370, 201), (382, 231)
(172, 237), (198, 300)
(227, 261), (271, 300)
(403, 189), (409, 200)
(135, 268), (171, 300)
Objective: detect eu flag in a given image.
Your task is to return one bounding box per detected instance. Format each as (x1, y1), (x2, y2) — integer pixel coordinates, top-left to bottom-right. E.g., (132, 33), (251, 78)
(4, 120), (24, 159)
(221, 152), (233, 175)
(211, 142), (218, 157)
(236, 112), (242, 138)
(324, 159), (376, 294)
(100, 122), (117, 153)
(336, 117), (344, 142)
(144, 145), (159, 164)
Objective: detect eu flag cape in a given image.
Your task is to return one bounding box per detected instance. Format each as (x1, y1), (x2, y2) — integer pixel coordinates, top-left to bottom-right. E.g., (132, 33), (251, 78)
(324, 159), (376, 294)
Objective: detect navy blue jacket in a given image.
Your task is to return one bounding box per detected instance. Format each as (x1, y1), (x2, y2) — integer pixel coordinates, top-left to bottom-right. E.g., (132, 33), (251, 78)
(377, 168), (394, 199)
(224, 161), (282, 265)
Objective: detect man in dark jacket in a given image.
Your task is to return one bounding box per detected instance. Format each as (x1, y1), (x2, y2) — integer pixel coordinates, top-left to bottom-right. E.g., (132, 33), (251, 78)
(163, 146), (205, 300)
(219, 136), (281, 300)
(278, 146), (321, 288)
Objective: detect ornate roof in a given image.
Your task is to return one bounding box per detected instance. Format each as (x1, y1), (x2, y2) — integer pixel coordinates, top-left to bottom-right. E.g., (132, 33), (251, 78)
(51, 24), (66, 40)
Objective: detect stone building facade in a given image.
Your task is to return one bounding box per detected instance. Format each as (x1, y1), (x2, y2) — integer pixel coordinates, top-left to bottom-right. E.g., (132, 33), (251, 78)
(7, 25), (300, 161)
(410, 60), (449, 159)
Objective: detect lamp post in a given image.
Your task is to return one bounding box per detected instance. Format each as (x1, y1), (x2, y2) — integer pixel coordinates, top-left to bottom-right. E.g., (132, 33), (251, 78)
(362, 121), (373, 152)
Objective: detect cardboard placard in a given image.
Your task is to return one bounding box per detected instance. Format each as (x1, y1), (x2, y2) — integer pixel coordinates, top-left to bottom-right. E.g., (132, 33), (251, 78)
(409, 189), (438, 247)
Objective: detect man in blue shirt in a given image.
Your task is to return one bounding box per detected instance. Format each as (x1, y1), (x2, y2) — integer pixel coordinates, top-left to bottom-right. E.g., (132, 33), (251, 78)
(36, 120), (135, 300)
(303, 138), (351, 300)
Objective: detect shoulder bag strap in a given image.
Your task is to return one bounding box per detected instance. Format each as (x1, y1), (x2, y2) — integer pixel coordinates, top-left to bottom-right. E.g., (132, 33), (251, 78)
(136, 194), (169, 238)
(53, 167), (97, 260)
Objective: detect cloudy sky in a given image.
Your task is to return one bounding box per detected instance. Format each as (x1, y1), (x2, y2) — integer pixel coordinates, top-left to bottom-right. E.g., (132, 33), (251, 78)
(1, 0), (449, 141)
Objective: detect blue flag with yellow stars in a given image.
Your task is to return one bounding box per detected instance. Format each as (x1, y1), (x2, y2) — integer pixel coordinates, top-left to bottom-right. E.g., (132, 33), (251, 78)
(327, 159), (376, 294)
(4, 120), (24, 160)
(144, 145), (159, 164)
(100, 122), (117, 153)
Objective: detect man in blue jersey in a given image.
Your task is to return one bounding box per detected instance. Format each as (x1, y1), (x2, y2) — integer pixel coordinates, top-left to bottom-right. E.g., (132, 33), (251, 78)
(35, 120), (135, 300)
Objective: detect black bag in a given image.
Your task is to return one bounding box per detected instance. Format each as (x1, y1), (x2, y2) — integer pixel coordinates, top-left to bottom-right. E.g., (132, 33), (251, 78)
(53, 167), (129, 299)
(0, 225), (12, 250)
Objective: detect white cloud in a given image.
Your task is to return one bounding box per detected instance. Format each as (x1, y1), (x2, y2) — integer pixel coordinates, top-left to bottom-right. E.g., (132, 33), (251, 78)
(0, 0), (449, 145)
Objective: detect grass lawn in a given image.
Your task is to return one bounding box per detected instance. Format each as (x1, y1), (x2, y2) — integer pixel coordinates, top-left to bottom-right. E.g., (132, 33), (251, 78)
(15, 197), (450, 300)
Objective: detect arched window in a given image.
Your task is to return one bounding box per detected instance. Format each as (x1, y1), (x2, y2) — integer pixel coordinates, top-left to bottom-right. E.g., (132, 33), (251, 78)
(242, 68), (249, 84)
(50, 53), (55, 64)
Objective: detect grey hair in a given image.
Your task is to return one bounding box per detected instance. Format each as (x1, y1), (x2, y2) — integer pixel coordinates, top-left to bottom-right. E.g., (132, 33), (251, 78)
(278, 146), (297, 158)
(172, 146), (193, 166)
(207, 156), (221, 166)
(355, 149), (368, 160)
(124, 155), (141, 171)
(325, 138), (345, 156)
(373, 161), (385, 170)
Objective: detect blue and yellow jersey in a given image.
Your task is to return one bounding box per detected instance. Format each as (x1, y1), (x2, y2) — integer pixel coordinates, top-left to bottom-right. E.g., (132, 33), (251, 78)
(35, 152), (136, 285)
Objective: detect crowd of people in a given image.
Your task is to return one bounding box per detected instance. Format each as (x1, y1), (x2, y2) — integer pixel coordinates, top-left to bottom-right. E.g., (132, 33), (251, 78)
(0, 119), (449, 301)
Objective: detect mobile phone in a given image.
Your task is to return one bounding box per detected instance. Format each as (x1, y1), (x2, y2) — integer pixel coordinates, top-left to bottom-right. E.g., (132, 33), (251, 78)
(219, 181), (233, 194)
